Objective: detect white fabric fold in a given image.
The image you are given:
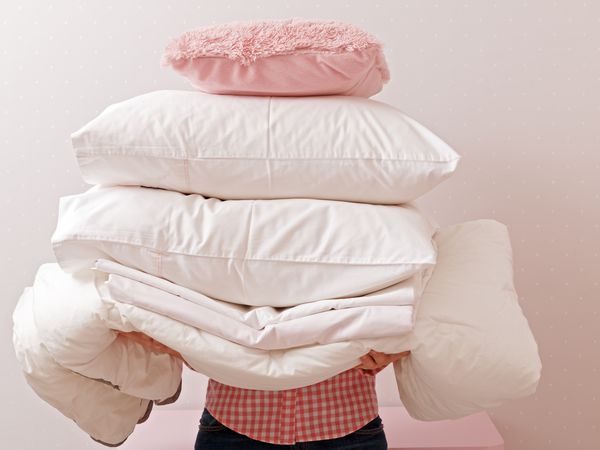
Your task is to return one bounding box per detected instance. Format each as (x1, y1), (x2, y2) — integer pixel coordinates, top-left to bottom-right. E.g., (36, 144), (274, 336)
(94, 259), (434, 350)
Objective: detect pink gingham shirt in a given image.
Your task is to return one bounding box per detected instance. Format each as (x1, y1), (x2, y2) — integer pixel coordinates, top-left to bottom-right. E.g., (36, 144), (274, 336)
(204, 366), (384, 445)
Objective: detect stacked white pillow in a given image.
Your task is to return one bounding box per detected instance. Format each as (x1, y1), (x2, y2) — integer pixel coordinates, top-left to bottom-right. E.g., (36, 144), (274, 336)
(70, 90), (461, 204)
(55, 86), (539, 402)
(46, 90), (447, 360)
(51, 184), (438, 307)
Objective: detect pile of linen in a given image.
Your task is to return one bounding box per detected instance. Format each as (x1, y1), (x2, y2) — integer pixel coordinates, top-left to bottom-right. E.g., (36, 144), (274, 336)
(11, 19), (542, 447)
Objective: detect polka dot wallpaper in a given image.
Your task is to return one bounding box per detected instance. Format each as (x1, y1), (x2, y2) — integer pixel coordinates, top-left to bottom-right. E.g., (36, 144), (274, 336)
(1, 1), (598, 449)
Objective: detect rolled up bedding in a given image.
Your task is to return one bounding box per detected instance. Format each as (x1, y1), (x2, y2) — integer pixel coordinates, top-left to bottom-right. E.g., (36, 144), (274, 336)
(51, 184), (438, 307)
(12, 285), (176, 448)
(13, 219), (541, 446)
(394, 219), (542, 420)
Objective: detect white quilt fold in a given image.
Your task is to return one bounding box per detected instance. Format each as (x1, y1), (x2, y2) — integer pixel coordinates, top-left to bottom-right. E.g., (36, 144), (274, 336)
(94, 258), (434, 350)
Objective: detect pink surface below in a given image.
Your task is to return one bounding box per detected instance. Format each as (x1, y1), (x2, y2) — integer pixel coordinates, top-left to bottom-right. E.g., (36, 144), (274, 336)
(119, 406), (504, 450)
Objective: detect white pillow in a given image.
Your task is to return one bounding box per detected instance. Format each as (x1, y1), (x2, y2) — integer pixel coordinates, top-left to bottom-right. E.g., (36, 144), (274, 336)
(51, 185), (438, 306)
(394, 219), (542, 420)
(71, 90), (461, 204)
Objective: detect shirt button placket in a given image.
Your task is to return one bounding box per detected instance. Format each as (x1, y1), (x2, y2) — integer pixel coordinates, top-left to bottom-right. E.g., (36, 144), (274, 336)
(278, 389), (297, 445)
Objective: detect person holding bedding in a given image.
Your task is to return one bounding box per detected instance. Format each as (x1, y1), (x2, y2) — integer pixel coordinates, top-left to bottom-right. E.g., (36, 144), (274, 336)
(118, 330), (410, 450)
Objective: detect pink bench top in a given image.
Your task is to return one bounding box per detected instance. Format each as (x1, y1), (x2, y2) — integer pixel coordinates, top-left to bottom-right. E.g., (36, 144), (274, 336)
(119, 406), (504, 450)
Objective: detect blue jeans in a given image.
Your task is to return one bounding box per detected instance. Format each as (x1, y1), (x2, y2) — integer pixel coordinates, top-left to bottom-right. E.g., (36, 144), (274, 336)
(194, 407), (388, 450)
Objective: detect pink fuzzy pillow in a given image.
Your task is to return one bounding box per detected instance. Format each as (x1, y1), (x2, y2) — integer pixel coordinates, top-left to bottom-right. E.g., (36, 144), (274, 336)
(161, 18), (390, 97)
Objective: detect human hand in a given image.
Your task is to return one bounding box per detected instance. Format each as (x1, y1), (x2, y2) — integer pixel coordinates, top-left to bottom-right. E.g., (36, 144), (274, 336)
(116, 330), (184, 361)
(354, 349), (411, 375)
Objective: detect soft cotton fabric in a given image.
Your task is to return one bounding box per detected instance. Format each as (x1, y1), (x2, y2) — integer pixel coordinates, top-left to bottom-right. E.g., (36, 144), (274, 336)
(96, 258), (430, 329)
(11, 284), (179, 448)
(17, 262), (415, 399)
(95, 258), (433, 350)
(12, 219), (541, 446)
(394, 219), (543, 420)
(161, 18), (389, 97)
(71, 90), (461, 204)
(51, 185), (438, 306)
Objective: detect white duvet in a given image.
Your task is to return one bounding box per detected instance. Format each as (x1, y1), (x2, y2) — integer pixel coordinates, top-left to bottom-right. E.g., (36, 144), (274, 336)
(96, 258), (433, 349)
(12, 219), (541, 447)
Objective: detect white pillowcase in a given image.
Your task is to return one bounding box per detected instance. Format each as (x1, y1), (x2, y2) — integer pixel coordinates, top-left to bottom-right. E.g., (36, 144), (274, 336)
(51, 185), (438, 306)
(71, 90), (461, 204)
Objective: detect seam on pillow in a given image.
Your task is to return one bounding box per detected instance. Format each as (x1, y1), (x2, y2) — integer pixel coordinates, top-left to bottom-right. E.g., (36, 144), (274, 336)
(76, 149), (460, 163)
(265, 97), (273, 192)
(168, 46), (384, 64)
(265, 96), (271, 160)
(240, 200), (256, 304)
(52, 239), (436, 266)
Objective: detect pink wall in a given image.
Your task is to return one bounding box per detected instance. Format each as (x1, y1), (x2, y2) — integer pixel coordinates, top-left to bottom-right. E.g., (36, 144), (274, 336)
(1, 1), (598, 449)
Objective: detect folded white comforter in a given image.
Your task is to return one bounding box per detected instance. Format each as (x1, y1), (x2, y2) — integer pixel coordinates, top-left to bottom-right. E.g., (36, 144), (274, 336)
(95, 258), (433, 349)
(12, 219), (542, 447)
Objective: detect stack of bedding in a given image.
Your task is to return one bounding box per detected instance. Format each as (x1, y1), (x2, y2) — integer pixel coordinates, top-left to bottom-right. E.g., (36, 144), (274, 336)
(11, 18), (542, 447)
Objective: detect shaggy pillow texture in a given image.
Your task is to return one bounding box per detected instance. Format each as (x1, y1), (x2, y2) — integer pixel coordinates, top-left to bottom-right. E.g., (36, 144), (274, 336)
(161, 18), (390, 97)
